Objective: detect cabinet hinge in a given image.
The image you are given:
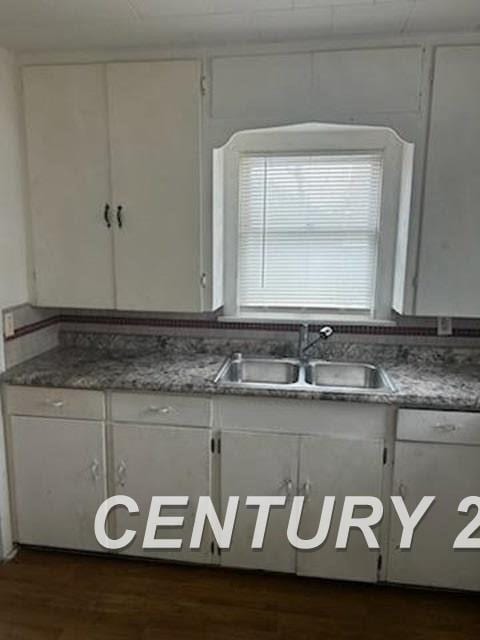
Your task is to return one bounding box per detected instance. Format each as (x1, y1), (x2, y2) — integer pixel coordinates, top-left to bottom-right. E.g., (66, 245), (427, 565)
(200, 272), (207, 289)
(383, 447), (388, 465)
(200, 75), (208, 96)
(377, 554), (383, 572)
(412, 273), (418, 292)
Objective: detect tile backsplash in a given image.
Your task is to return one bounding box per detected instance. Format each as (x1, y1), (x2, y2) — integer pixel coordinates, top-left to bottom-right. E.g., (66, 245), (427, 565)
(3, 303), (480, 370)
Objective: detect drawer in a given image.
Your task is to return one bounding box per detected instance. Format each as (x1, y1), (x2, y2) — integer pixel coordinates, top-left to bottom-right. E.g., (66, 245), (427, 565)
(111, 392), (211, 427)
(397, 409), (480, 445)
(5, 386), (105, 421)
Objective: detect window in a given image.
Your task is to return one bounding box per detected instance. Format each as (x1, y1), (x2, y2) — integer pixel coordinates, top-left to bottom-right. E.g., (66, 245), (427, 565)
(215, 123), (414, 322)
(238, 153), (383, 313)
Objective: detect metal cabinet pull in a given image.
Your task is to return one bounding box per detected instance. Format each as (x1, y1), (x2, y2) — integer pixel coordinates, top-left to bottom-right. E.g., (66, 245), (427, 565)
(117, 460), (127, 487)
(301, 481), (311, 502)
(117, 205), (123, 229)
(104, 203), (111, 228)
(46, 399), (64, 408)
(145, 405), (174, 415)
(90, 459), (101, 482)
(280, 478), (294, 498)
(433, 423), (457, 433)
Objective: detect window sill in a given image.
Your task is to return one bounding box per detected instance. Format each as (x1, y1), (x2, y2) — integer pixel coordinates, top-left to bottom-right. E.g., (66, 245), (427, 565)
(220, 313), (397, 327)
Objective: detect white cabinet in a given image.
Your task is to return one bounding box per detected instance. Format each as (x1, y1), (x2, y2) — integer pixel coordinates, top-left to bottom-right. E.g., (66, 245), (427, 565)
(388, 441), (480, 591)
(416, 46), (480, 317)
(23, 60), (203, 312)
(111, 422), (212, 563)
(297, 435), (384, 583)
(220, 429), (385, 581)
(107, 61), (202, 311)
(23, 65), (113, 308)
(9, 416), (106, 551)
(220, 430), (298, 573)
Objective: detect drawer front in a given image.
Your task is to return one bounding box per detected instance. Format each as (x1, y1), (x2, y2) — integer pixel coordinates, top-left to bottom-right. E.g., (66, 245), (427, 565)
(5, 386), (105, 421)
(111, 392), (211, 427)
(397, 409), (480, 445)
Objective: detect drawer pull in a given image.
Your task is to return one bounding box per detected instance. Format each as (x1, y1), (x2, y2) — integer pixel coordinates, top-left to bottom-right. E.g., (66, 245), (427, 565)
(47, 400), (64, 408)
(145, 405), (174, 415)
(433, 424), (457, 432)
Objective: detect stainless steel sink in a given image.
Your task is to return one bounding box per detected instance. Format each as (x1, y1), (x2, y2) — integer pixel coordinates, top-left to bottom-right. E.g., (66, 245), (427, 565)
(305, 361), (390, 390)
(215, 354), (395, 394)
(216, 355), (301, 386)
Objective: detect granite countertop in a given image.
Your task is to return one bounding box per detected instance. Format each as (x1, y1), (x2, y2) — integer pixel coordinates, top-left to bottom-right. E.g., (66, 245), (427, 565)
(2, 333), (480, 411)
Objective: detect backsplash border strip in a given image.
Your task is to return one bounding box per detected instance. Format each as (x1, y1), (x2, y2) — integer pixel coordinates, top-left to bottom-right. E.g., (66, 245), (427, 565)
(5, 312), (480, 341)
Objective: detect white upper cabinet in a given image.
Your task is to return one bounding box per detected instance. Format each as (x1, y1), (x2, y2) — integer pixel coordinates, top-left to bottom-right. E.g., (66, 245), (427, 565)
(312, 48), (423, 115)
(23, 65), (114, 308)
(107, 61), (202, 311)
(23, 60), (202, 312)
(416, 46), (480, 317)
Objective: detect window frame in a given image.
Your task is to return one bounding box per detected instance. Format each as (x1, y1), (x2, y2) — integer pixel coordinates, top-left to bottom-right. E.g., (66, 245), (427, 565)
(218, 124), (408, 323)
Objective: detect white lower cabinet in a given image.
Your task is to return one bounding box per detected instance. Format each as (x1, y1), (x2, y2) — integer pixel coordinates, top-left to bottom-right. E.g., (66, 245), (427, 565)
(110, 422), (212, 563)
(297, 435), (384, 582)
(220, 430), (385, 581)
(220, 430), (298, 573)
(9, 416), (106, 552)
(388, 441), (480, 591)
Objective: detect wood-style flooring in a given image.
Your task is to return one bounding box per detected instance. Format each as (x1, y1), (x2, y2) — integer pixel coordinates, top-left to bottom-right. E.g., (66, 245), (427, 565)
(0, 549), (478, 639)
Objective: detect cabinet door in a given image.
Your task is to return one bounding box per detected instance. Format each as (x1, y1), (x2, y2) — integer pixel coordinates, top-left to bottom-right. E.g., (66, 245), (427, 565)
(9, 416), (106, 551)
(107, 60), (202, 312)
(297, 435), (384, 582)
(416, 46), (480, 316)
(388, 442), (480, 591)
(111, 423), (212, 563)
(23, 65), (114, 308)
(220, 430), (298, 573)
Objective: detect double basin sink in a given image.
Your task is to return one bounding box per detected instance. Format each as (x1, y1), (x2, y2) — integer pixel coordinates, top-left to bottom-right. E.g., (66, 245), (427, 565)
(215, 354), (395, 394)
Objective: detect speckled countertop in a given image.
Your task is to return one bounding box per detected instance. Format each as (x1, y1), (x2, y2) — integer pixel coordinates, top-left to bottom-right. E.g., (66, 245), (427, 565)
(2, 332), (480, 411)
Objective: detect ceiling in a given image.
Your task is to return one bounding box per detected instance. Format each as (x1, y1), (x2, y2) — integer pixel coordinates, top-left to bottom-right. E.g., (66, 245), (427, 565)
(0, 0), (479, 52)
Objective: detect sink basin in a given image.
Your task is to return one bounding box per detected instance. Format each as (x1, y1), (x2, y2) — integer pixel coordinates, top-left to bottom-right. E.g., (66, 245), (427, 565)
(305, 361), (390, 390)
(215, 354), (395, 394)
(216, 356), (300, 386)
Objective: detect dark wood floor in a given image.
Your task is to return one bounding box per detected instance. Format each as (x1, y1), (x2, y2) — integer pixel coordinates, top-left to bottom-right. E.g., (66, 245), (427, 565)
(0, 549), (478, 640)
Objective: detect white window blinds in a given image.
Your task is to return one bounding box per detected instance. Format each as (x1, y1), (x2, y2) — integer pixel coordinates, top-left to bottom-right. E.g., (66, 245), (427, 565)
(238, 153), (383, 312)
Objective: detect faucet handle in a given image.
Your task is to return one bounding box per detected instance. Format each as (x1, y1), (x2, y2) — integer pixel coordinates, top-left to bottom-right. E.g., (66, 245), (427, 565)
(319, 326), (334, 339)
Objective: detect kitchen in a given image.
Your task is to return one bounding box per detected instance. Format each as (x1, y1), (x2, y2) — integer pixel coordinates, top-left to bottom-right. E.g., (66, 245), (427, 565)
(0, 1), (479, 638)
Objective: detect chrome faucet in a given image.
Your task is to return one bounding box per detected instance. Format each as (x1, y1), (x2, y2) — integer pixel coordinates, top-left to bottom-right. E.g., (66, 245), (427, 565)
(298, 323), (334, 361)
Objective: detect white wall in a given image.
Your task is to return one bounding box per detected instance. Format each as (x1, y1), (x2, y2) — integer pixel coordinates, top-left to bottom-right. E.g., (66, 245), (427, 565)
(0, 46), (29, 559)
(0, 47), (29, 364)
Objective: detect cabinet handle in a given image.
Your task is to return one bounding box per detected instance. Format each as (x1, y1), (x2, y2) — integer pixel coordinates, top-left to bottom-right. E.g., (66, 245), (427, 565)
(145, 405), (174, 415)
(301, 481), (311, 502)
(46, 399), (64, 408)
(117, 460), (127, 487)
(104, 203), (111, 228)
(90, 459), (101, 482)
(433, 423), (457, 433)
(117, 205), (123, 229)
(280, 478), (294, 498)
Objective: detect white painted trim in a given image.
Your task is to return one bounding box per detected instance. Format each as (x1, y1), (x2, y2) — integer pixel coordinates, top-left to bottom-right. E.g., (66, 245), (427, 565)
(217, 123), (413, 321)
